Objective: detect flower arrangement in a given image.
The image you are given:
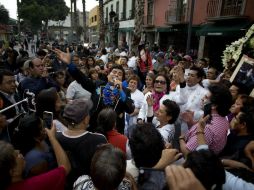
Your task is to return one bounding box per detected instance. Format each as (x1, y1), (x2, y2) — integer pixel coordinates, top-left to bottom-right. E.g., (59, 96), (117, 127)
(222, 24), (254, 68)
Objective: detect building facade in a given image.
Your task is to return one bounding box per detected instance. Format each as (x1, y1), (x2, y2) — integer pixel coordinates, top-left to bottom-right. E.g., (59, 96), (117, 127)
(89, 6), (99, 44)
(194, 0), (254, 69)
(103, 0), (135, 49)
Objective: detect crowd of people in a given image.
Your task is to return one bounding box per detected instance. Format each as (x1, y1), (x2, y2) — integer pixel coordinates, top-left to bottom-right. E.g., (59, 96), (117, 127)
(0, 40), (254, 190)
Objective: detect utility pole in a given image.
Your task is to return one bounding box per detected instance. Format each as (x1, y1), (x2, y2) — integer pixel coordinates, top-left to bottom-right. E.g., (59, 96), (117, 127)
(186, 0), (195, 55)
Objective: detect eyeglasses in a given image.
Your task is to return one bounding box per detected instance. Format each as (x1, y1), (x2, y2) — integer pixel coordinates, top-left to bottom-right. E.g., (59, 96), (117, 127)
(155, 80), (166, 85)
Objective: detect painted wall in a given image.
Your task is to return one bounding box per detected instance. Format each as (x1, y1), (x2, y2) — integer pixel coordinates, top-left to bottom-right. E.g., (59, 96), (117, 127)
(89, 6), (99, 27)
(144, 0), (170, 27)
(192, 0), (208, 25)
(245, 0), (254, 20)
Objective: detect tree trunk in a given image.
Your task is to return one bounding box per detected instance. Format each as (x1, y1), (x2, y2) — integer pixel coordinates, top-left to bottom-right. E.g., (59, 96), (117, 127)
(98, 0), (105, 49)
(74, 0), (78, 40)
(132, 0), (144, 54)
(82, 0), (87, 42)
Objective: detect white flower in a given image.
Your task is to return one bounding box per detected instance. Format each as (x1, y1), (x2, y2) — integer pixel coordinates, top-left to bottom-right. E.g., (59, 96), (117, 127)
(222, 24), (254, 68)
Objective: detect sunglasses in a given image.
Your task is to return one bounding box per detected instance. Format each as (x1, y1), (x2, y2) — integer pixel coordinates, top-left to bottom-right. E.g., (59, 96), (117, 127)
(155, 80), (166, 85)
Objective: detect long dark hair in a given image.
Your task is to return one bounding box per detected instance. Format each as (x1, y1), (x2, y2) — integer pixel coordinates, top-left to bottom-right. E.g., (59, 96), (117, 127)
(12, 113), (42, 155)
(35, 87), (58, 119)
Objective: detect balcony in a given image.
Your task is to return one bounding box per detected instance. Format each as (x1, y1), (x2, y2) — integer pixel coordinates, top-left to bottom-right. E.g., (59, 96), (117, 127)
(207, 0), (245, 20)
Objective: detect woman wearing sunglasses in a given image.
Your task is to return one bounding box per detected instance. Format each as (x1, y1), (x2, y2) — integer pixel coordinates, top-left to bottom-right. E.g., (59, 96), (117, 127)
(137, 74), (170, 125)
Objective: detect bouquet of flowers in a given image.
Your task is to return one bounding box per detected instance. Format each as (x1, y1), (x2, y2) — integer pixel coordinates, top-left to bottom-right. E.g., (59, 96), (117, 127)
(222, 24), (254, 68)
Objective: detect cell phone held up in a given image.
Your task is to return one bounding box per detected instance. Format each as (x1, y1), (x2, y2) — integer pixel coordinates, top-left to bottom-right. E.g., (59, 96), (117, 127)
(43, 111), (53, 129)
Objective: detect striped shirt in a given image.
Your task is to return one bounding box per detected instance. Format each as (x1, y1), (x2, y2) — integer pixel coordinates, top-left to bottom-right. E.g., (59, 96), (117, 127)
(185, 114), (229, 154)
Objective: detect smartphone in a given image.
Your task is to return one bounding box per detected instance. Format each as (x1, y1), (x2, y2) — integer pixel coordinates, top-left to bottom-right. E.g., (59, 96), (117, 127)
(138, 167), (168, 190)
(43, 111), (53, 129)
(203, 102), (212, 123)
(203, 103), (211, 116)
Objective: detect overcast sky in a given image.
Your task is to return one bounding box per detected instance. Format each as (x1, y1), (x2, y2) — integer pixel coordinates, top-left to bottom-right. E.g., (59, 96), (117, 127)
(0, 0), (98, 19)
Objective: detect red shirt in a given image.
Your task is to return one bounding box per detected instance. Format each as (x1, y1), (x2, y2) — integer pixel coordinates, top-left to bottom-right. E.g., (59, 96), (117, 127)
(139, 52), (153, 73)
(7, 167), (66, 190)
(107, 129), (128, 153)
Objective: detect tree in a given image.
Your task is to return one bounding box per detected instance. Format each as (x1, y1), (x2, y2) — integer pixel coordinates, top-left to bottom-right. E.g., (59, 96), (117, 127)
(97, 0), (105, 49)
(132, 0), (144, 53)
(0, 4), (9, 25)
(19, 0), (69, 33)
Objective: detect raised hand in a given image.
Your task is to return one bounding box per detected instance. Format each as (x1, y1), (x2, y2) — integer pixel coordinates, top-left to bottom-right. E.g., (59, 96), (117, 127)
(54, 48), (71, 65)
(197, 115), (210, 132)
(146, 95), (154, 107)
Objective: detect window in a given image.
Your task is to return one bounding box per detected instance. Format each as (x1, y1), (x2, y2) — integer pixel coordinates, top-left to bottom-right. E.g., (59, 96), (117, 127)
(147, 0), (154, 24)
(95, 15), (97, 22)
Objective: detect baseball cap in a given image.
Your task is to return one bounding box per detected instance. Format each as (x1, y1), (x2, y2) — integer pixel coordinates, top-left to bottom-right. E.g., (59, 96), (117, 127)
(63, 99), (93, 125)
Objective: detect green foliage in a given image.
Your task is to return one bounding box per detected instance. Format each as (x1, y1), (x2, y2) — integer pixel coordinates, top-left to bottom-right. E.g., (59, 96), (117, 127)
(19, 0), (69, 31)
(0, 4), (9, 25)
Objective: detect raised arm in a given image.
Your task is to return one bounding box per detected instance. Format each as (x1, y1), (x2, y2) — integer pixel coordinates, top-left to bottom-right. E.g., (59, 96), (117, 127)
(45, 124), (71, 174)
(54, 48), (96, 93)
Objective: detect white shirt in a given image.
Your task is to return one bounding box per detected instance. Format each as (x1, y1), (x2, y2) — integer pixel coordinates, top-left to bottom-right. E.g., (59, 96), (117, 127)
(223, 171), (254, 190)
(180, 84), (208, 121)
(127, 56), (137, 70)
(201, 79), (211, 89)
(138, 92), (153, 121)
(100, 54), (108, 65)
(127, 89), (144, 125)
(66, 81), (91, 100)
(157, 124), (175, 144)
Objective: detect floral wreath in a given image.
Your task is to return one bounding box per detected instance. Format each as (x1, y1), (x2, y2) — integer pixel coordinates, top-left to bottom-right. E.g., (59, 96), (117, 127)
(222, 24), (254, 68)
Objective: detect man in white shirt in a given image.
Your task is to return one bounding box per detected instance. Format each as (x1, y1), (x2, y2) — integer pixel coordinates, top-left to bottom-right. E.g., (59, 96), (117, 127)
(66, 80), (91, 102)
(100, 48), (108, 66)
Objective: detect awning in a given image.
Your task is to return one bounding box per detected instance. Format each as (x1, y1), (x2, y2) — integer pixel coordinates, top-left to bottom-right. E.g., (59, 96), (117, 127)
(118, 27), (134, 32)
(156, 27), (171, 32)
(197, 20), (252, 36)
